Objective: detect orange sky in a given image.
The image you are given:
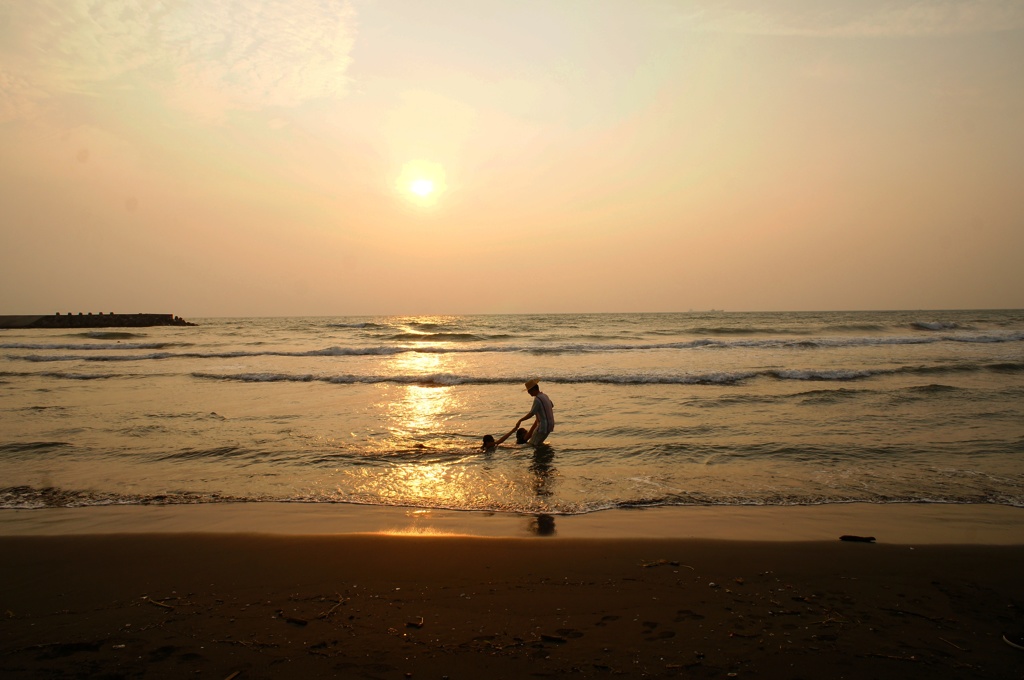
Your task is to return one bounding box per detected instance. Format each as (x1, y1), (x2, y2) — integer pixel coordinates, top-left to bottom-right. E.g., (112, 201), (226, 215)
(2, 1), (1022, 316)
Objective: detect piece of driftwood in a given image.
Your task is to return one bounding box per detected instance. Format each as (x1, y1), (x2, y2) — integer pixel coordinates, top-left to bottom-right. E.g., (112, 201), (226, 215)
(143, 597), (175, 610)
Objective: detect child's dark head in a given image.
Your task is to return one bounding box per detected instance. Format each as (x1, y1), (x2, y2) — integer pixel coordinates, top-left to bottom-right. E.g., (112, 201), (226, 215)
(482, 434), (495, 446)
(516, 428), (529, 444)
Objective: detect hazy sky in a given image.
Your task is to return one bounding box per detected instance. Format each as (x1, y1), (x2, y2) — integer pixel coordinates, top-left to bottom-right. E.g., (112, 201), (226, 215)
(2, 1), (1022, 316)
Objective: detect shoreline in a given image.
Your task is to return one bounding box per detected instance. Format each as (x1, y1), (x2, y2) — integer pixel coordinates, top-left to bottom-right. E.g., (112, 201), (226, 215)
(2, 502), (1022, 543)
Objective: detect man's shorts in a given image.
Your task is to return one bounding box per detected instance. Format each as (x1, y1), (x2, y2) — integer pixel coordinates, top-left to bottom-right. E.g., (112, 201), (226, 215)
(529, 429), (549, 446)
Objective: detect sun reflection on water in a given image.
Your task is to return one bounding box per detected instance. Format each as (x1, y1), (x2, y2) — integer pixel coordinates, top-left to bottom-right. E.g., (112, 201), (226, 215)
(375, 343), (480, 506)
(387, 351), (462, 436)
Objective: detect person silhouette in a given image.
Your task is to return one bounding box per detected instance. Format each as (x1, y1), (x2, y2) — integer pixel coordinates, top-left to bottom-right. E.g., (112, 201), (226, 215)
(515, 379), (554, 445)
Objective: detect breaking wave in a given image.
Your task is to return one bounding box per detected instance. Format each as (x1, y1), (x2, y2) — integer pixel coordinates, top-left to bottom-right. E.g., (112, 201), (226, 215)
(6, 331), (1023, 363)
(2, 484), (1020, 511)
(190, 361), (1024, 387)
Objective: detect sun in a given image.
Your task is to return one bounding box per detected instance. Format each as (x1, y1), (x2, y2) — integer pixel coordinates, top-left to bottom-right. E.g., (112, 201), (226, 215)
(410, 178), (435, 197)
(397, 160), (446, 206)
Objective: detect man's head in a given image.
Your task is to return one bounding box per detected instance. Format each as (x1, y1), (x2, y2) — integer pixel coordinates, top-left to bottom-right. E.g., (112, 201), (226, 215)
(524, 379), (540, 396)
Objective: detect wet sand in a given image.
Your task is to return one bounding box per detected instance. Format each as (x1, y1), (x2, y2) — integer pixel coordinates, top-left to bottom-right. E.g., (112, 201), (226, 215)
(2, 506), (1024, 678)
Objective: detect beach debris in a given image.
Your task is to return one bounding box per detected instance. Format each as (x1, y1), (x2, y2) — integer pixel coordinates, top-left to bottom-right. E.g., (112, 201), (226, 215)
(223, 673), (241, 680)
(643, 559), (679, 568)
(142, 596), (175, 610)
(880, 607), (953, 625)
(862, 653), (919, 663)
(814, 608), (850, 626)
(407, 616), (425, 629)
(316, 594), (348, 619)
(540, 633), (567, 644)
(939, 637), (968, 651)
(214, 639), (279, 649)
(839, 535), (876, 543)
(642, 558), (693, 569)
(275, 609), (308, 626)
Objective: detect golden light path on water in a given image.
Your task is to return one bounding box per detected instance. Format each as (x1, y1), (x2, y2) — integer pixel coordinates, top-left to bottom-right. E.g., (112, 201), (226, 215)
(336, 334), (496, 511)
(387, 350), (459, 437)
(317, 321), (564, 524)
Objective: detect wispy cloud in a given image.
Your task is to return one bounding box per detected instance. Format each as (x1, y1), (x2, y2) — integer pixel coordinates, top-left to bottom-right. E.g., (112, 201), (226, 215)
(0, 65), (44, 123)
(0, 0), (357, 123)
(679, 0), (1024, 37)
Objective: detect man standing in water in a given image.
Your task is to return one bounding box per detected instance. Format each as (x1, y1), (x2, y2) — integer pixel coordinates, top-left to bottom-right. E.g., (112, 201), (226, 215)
(516, 379), (555, 445)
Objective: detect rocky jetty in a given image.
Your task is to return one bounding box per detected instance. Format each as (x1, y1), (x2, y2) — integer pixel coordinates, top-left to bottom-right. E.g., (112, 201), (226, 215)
(0, 313), (197, 329)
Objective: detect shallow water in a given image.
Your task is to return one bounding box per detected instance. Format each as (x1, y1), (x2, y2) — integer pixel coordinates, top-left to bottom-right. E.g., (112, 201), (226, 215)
(1, 310), (1022, 513)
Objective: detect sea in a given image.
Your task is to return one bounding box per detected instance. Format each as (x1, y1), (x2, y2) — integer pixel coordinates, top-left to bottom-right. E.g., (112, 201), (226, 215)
(1, 310), (1022, 515)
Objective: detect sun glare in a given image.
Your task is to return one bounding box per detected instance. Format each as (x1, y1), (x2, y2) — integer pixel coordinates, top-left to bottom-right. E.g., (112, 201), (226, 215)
(397, 160), (446, 206)
(410, 178), (434, 196)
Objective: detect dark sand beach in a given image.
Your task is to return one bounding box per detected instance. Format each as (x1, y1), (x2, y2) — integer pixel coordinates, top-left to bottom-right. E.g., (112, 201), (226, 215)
(2, 506), (1024, 679)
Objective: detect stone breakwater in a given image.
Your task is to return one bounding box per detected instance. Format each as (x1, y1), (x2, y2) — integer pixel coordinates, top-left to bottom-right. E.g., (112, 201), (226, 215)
(0, 313), (197, 329)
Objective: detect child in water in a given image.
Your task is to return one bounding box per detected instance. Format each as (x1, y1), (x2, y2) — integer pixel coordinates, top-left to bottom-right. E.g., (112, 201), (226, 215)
(482, 427), (530, 450)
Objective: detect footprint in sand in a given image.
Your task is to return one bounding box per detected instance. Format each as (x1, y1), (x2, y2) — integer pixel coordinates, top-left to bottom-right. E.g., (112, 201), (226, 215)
(641, 621), (677, 640)
(674, 609), (705, 622)
(595, 615), (620, 627)
(146, 646), (178, 663)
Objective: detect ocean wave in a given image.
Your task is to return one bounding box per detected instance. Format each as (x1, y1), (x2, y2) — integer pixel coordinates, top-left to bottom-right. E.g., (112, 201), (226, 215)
(191, 371), (510, 386)
(151, 445), (256, 462)
(0, 485), (250, 509)
(76, 331), (150, 339)
(0, 370), (115, 381)
(7, 330), (1022, 364)
(12, 352), (177, 362)
(385, 332), (485, 342)
(11, 361), (1021, 386)
(688, 326), (806, 336)
(189, 361), (1024, 387)
(911, 321), (962, 331)
(405, 321), (454, 331)
(0, 342), (190, 351)
(0, 441), (73, 453)
(1, 484), (1019, 511)
(326, 322), (386, 329)
(823, 324), (887, 332)
(988, 362), (1024, 373)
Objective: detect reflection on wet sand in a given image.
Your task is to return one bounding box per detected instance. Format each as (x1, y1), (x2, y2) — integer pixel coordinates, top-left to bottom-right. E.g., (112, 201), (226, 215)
(529, 513), (557, 536)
